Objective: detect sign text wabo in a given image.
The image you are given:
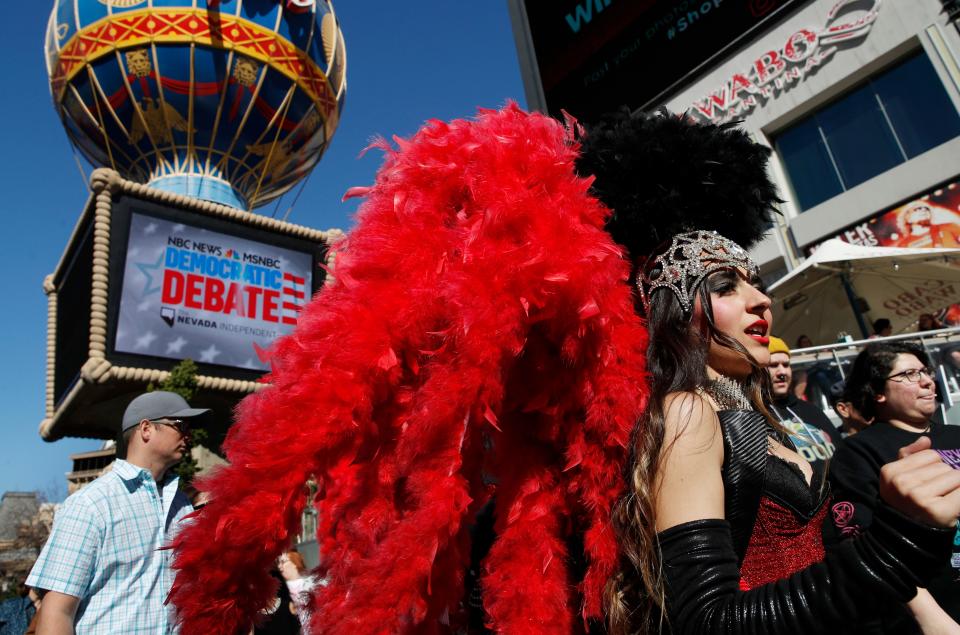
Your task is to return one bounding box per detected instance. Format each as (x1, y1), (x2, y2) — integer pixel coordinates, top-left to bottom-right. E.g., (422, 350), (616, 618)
(689, 0), (881, 124)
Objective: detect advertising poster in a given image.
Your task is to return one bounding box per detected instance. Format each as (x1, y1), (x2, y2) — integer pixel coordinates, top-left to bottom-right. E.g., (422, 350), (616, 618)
(817, 182), (960, 251)
(114, 212), (313, 371)
(810, 181), (960, 326)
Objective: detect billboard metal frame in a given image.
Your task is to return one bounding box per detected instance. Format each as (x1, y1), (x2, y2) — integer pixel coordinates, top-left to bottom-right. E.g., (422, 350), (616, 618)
(41, 168), (339, 441)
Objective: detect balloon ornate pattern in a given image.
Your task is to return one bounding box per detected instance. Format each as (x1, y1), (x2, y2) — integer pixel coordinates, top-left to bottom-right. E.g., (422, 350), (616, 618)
(45, 0), (347, 210)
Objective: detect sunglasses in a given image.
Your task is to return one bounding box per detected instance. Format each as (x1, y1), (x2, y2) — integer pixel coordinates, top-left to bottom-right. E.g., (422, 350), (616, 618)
(150, 418), (192, 437)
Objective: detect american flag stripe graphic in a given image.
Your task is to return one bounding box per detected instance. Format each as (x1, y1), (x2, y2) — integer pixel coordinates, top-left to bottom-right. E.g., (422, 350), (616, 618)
(280, 273), (306, 325)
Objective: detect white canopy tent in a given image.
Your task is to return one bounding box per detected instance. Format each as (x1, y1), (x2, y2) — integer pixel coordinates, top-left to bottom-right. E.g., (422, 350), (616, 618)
(768, 239), (960, 346)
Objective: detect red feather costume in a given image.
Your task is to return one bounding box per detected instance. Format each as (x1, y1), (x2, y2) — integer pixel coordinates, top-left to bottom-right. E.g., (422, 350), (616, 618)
(169, 104), (649, 634)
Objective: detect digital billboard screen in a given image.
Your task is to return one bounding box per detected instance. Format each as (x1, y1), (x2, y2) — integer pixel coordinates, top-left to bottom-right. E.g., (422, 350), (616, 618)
(522, 0), (802, 121)
(113, 211), (317, 372)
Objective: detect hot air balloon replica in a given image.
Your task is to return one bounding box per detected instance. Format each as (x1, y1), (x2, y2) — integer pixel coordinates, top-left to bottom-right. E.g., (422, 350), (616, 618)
(39, 0), (345, 450)
(45, 0), (347, 209)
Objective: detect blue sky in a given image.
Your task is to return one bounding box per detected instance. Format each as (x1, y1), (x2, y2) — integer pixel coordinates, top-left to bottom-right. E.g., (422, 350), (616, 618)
(0, 2), (525, 500)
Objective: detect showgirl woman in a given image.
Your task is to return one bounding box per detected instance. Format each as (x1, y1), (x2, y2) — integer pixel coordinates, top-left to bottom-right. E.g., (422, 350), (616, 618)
(573, 110), (960, 634)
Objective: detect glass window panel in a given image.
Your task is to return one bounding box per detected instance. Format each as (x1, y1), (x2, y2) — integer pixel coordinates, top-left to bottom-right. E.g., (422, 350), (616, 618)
(873, 52), (960, 158)
(816, 83), (904, 190)
(774, 51), (960, 212)
(775, 116), (844, 211)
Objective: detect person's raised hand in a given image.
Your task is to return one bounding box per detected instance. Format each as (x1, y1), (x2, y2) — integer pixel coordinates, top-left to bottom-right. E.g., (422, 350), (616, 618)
(879, 436), (960, 528)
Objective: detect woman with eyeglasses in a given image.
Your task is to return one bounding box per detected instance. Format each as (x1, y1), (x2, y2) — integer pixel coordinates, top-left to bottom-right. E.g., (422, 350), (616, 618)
(831, 341), (960, 634)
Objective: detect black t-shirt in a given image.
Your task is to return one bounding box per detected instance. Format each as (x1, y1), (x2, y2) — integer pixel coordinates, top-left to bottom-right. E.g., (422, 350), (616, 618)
(769, 394), (842, 473)
(829, 421), (960, 632)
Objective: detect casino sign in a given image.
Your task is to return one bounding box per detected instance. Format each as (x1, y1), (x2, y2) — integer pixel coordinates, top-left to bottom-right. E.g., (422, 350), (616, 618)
(688, 0), (881, 124)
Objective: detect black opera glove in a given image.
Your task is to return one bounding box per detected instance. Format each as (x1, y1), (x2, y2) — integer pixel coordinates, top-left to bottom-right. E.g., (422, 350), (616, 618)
(657, 505), (954, 635)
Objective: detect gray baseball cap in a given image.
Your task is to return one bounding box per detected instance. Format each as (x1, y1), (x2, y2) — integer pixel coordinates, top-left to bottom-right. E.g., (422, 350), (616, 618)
(121, 391), (211, 432)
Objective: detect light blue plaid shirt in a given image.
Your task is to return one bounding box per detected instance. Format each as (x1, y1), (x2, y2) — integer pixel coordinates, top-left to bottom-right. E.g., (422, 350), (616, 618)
(28, 459), (192, 634)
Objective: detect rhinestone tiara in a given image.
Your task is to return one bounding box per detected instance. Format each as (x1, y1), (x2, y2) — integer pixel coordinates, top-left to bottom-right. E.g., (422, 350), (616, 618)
(637, 230), (758, 315)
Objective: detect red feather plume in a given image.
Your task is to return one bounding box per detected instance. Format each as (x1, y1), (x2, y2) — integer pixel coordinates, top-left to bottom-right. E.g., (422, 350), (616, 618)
(168, 104), (649, 633)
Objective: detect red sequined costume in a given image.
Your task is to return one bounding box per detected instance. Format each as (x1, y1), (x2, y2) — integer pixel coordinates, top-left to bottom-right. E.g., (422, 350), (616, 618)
(737, 455), (829, 590)
(716, 409), (830, 591)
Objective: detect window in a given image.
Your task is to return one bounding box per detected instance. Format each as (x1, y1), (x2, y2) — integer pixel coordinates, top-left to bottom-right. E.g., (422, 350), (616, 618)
(774, 51), (960, 212)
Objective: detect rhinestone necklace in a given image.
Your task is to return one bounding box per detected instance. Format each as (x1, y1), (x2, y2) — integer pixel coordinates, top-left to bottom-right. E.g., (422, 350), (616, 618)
(704, 376), (753, 411)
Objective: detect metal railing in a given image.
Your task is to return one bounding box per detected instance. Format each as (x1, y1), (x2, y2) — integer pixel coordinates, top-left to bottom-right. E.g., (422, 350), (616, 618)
(788, 326), (960, 424)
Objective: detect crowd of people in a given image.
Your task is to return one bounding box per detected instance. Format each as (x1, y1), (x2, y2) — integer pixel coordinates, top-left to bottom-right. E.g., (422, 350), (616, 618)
(14, 108), (960, 634)
(766, 338), (960, 633)
(605, 243), (960, 632)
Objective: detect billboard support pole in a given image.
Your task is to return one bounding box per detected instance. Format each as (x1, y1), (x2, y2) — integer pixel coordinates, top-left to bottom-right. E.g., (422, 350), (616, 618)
(840, 270), (870, 339)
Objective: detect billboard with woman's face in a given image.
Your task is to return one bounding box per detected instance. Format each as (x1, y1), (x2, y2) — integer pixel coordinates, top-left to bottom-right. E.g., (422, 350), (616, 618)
(808, 180), (960, 326)
(811, 181), (960, 251)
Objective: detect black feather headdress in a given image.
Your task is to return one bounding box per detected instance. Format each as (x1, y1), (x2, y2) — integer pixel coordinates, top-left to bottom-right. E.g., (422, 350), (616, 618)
(574, 108), (781, 263)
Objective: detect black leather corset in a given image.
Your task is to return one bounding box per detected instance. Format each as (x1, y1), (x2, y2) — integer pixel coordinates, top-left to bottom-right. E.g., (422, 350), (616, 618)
(717, 409), (775, 562)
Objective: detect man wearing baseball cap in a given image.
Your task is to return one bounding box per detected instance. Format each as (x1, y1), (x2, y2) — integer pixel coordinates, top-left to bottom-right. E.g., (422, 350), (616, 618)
(766, 337), (842, 474)
(29, 391), (209, 634)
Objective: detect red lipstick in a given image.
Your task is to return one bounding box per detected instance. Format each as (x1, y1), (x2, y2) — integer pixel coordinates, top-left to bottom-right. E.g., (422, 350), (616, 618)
(745, 319), (769, 345)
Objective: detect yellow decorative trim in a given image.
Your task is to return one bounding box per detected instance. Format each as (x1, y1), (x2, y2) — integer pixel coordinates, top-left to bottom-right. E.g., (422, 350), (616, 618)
(43, 275), (57, 430)
(49, 8), (339, 130)
(98, 0), (148, 7)
(323, 228), (344, 287)
(101, 168), (332, 241)
(89, 183), (114, 360)
(108, 365), (265, 393)
(39, 380), (85, 441)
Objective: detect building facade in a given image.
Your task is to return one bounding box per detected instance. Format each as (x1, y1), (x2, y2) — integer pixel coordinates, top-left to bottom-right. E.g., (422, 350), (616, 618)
(0, 492), (54, 593)
(510, 0), (960, 291)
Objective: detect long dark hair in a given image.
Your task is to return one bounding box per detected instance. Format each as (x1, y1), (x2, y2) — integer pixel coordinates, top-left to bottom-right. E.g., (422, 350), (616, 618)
(604, 271), (773, 634)
(573, 108), (782, 633)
